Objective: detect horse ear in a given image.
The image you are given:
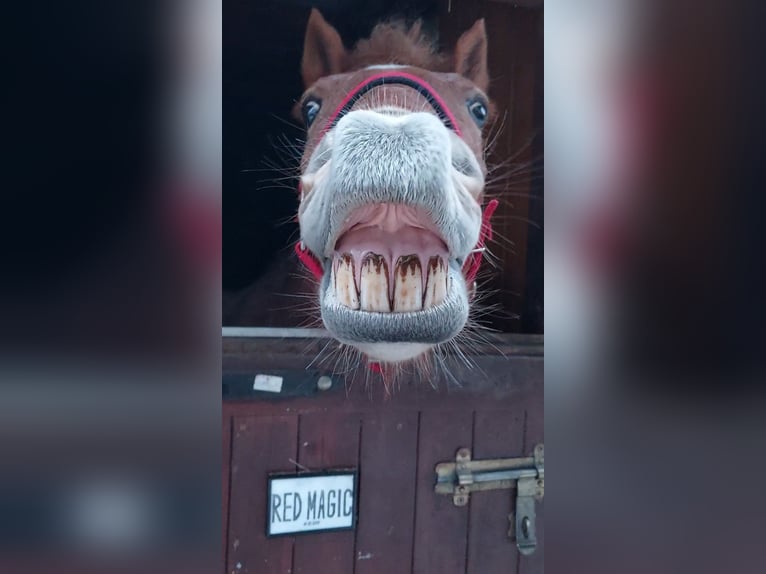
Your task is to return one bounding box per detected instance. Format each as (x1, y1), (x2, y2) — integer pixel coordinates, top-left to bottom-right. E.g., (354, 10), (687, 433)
(301, 9), (347, 87)
(454, 19), (489, 91)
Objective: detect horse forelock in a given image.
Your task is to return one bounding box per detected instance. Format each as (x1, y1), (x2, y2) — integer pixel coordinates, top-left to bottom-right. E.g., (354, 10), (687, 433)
(345, 21), (450, 73)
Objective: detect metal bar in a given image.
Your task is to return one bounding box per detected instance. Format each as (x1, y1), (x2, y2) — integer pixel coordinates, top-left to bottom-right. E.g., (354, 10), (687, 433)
(223, 327), (543, 346)
(435, 457), (537, 478)
(474, 468), (538, 483)
(436, 477), (539, 495)
(458, 456), (536, 473)
(515, 476), (540, 555)
(435, 480), (516, 495)
(435, 468), (537, 489)
(222, 327), (331, 338)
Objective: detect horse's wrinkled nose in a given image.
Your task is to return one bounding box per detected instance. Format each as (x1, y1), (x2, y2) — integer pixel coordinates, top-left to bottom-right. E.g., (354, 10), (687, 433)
(330, 110), (453, 199)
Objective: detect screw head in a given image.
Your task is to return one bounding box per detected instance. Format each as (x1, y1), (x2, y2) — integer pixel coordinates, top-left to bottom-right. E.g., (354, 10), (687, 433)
(317, 376), (333, 391)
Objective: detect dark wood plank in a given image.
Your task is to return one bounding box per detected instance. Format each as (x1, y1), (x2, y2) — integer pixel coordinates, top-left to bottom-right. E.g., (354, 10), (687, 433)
(441, 1), (543, 333)
(466, 410), (526, 574)
(412, 410), (474, 574)
(353, 412), (419, 574)
(293, 413), (362, 574)
(227, 415), (299, 574)
(487, 4), (542, 334)
(221, 371), (540, 415)
(222, 338), (544, 417)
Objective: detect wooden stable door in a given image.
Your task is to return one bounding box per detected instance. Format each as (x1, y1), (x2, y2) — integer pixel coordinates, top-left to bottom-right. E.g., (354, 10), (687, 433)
(222, 333), (543, 574)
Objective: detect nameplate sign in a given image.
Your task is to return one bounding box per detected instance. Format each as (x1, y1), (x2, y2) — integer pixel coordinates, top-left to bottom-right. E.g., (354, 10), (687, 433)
(267, 471), (357, 536)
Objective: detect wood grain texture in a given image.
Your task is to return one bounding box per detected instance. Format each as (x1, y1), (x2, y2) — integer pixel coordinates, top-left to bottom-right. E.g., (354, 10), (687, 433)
(293, 413), (362, 574)
(486, 3), (542, 334)
(227, 415), (299, 574)
(440, 1), (544, 333)
(412, 410), (474, 574)
(466, 410), (527, 574)
(353, 412), (420, 574)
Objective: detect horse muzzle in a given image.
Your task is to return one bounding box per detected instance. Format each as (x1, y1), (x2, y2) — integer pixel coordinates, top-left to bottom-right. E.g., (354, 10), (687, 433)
(298, 109), (484, 361)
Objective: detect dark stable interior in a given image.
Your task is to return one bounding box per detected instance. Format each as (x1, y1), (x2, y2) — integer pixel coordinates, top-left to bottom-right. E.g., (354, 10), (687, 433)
(224, 0), (543, 333)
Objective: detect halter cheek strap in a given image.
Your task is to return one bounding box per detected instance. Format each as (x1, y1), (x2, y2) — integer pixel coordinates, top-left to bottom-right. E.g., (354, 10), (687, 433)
(462, 198), (499, 286)
(294, 71), (496, 287)
(295, 240), (325, 280)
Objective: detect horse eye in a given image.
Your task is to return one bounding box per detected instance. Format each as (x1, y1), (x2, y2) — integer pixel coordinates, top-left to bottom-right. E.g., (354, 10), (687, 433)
(468, 99), (488, 126)
(302, 99), (322, 127)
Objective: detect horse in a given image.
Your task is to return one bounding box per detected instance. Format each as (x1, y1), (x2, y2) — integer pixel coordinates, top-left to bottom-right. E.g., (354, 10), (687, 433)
(294, 9), (497, 367)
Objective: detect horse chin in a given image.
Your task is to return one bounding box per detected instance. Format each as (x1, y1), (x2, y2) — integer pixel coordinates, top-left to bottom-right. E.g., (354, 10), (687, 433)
(352, 342), (436, 363)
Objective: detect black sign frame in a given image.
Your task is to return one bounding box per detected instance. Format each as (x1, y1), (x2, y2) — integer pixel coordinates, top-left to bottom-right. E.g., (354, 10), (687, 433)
(266, 469), (358, 537)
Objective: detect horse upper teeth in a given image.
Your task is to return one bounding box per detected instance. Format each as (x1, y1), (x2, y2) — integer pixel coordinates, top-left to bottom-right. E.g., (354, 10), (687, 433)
(393, 255), (423, 312)
(423, 256), (448, 308)
(332, 253), (448, 312)
(334, 254), (359, 310)
(359, 254), (391, 312)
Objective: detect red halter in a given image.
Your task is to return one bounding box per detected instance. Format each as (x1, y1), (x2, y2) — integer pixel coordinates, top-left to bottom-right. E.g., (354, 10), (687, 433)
(294, 70), (496, 287)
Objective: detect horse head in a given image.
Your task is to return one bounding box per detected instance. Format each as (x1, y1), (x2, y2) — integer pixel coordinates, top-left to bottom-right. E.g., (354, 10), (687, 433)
(295, 10), (495, 365)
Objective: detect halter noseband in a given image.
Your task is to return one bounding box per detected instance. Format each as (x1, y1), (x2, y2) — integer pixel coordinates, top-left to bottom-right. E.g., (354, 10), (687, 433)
(320, 71), (463, 138)
(295, 69), (495, 287)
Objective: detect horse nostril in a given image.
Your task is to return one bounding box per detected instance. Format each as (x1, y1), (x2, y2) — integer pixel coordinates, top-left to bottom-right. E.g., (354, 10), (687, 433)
(453, 155), (478, 177)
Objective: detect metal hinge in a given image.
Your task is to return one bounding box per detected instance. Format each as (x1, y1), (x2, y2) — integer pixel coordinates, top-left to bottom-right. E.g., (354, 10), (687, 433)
(434, 444), (544, 555)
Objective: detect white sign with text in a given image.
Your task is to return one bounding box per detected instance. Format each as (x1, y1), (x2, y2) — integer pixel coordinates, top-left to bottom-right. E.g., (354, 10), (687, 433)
(267, 472), (356, 536)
